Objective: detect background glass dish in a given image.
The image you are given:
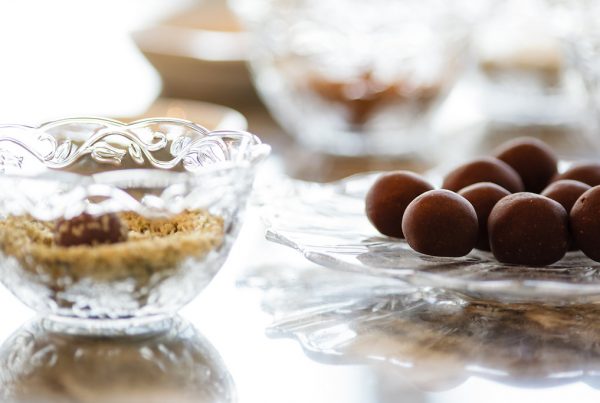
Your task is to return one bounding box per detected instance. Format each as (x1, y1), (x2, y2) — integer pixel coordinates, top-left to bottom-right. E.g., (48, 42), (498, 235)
(0, 117), (270, 334)
(262, 172), (600, 304)
(231, 0), (468, 156)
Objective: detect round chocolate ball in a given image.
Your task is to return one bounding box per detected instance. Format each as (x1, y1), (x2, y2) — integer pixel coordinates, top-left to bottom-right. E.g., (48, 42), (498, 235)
(442, 157), (524, 193)
(365, 171), (434, 238)
(542, 180), (591, 251)
(541, 179), (591, 213)
(494, 137), (558, 193)
(554, 162), (600, 187)
(570, 186), (600, 262)
(458, 182), (510, 251)
(488, 193), (569, 266)
(55, 213), (128, 247)
(402, 189), (478, 257)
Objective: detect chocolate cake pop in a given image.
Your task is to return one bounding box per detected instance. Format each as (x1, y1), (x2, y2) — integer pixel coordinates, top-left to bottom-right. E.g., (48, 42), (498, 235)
(365, 171), (433, 238)
(458, 182), (510, 251)
(402, 190), (478, 257)
(442, 157), (524, 193)
(494, 137), (558, 193)
(488, 193), (569, 266)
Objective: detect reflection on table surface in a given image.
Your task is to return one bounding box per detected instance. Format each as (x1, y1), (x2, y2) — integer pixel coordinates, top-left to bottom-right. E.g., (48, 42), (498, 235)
(236, 242), (600, 402)
(241, 263), (600, 390)
(0, 317), (234, 403)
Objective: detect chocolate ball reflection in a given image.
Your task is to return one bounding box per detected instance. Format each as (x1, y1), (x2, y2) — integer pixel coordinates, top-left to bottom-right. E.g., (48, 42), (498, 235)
(0, 317), (235, 402)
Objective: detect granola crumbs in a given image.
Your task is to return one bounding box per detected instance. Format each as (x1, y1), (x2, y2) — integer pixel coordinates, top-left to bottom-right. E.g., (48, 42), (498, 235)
(0, 211), (225, 283)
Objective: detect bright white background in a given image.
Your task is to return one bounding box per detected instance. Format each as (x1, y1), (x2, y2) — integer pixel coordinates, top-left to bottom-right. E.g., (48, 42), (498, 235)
(0, 0), (197, 123)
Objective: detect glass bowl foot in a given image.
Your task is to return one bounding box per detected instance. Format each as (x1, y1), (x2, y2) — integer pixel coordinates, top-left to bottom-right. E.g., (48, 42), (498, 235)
(41, 315), (174, 337)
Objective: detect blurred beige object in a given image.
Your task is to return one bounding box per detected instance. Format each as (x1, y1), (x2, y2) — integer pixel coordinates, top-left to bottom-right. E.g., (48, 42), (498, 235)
(132, 1), (258, 105)
(468, 0), (587, 130)
(118, 97), (248, 130)
(163, 0), (242, 32)
(476, 17), (564, 85)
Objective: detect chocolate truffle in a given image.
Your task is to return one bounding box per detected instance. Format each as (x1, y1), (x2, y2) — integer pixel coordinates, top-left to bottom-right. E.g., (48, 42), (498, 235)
(55, 213), (128, 247)
(494, 137), (558, 193)
(553, 162), (600, 187)
(541, 180), (591, 213)
(402, 189), (478, 257)
(458, 182), (510, 251)
(570, 186), (600, 261)
(365, 171), (434, 238)
(488, 193), (569, 266)
(542, 180), (591, 251)
(442, 157), (524, 193)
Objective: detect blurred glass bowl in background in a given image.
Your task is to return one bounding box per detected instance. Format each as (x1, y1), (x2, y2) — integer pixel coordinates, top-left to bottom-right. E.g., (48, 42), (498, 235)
(231, 0), (469, 157)
(545, 0), (600, 150)
(0, 118), (269, 334)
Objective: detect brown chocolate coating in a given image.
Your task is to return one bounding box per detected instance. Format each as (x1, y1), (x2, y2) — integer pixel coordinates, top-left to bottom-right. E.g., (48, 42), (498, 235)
(541, 180), (591, 213)
(488, 193), (569, 266)
(554, 162), (600, 187)
(442, 157), (524, 193)
(494, 137), (558, 193)
(458, 182), (510, 251)
(365, 171), (434, 238)
(542, 179), (591, 251)
(570, 186), (600, 262)
(402, 190), (478, 257)
(55, 213), (128, 247)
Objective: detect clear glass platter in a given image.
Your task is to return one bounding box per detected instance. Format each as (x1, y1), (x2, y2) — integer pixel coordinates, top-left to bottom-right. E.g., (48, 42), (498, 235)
(262, 172), (600, 304)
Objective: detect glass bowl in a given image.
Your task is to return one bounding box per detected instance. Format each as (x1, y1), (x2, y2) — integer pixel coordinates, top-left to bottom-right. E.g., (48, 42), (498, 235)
(262, 172), (600, 304)
(231, 0), (468, 156)
(0, 117), (270, 334)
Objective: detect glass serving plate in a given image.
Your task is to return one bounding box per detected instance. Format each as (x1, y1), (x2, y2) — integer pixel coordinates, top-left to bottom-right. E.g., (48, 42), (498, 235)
(0, 117), (270, 334)
(263, 172), (600, 304)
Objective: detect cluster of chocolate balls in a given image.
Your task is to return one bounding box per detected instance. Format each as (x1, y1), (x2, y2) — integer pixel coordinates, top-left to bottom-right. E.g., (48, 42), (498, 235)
(365, 137), (600, 266)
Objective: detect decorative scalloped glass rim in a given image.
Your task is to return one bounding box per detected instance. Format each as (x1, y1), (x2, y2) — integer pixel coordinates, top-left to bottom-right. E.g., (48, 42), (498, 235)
(262, 171), (600, 303)
(0, 117), (270, 220)
(0, 116), (270, 182)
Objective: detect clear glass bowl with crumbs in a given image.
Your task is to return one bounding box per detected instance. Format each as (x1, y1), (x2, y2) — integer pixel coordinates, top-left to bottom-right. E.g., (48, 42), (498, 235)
(0, 117), (270, 334)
